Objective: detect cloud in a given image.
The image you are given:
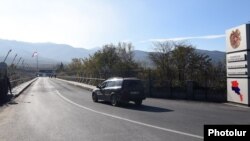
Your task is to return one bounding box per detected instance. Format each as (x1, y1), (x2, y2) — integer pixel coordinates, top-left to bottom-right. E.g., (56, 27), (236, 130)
(120, 39), (132, 43)
(140, 34), (225, 43)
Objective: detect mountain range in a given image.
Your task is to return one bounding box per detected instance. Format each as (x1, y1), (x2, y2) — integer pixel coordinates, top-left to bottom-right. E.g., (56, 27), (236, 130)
(0, 39), (225, 68)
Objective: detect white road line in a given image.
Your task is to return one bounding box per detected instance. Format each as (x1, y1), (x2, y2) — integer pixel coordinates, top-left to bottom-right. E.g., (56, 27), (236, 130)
(56, 90), (203, 139)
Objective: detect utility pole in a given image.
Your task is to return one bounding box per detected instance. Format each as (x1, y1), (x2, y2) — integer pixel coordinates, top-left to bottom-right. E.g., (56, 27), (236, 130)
(3, 49), (12, 63)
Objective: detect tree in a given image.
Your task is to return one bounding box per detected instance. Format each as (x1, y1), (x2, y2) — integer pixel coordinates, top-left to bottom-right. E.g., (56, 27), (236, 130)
(66, 58), (83, 76)
(56, 62), (64, 72)
(148, 41), (175, 83)
(97, 44), (120, 78)
(172, 42), (195, 81)
(115, 42), (138, 77)
(149, 41), (213, 87)
(65, 42), (140, 78)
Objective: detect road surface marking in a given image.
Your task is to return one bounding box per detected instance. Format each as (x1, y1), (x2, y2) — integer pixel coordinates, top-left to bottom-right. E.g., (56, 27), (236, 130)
(56, 90), (203, 139)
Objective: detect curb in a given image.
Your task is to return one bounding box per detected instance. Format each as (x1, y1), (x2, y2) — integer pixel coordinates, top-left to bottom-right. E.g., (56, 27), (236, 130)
(224, 102), (250, 109)
(13, 78), (38, 98)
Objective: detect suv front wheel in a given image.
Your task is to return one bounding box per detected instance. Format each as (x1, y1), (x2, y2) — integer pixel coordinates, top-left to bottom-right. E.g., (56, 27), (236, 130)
(111, 95), (119, 106)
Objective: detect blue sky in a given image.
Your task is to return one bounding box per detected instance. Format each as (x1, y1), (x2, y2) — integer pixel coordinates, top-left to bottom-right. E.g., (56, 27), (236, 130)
(0, 0), (250, 52)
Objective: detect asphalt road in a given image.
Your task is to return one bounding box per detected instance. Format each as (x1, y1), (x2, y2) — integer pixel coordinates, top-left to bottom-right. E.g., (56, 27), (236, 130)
(0, 78), (250, 141)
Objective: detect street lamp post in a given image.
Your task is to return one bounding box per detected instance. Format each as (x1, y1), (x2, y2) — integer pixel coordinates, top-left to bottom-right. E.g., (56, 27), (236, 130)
(3, 49), (12, 63)
(11, 54), (18, 65)
(26, 63), (30, 71)
(9, 53), (17, 76)
(22, 60), (25, 69)
(16, 57), (22, 67)
(22, 60), (24, 65)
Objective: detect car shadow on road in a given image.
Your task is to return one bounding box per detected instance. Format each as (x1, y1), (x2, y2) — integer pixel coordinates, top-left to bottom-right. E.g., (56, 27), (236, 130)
(121, 103), (173, 113)
(98, 101), (173, 113)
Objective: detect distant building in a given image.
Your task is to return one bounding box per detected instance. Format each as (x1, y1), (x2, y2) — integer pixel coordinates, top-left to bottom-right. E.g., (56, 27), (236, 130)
(37, 69), (56, 77)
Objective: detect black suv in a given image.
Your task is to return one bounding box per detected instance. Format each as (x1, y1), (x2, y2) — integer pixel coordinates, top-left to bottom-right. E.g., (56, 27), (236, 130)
(92, 77), (146, 106)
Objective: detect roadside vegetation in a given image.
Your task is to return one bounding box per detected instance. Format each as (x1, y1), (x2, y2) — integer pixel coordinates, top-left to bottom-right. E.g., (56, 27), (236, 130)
(57, 41), (226, 95)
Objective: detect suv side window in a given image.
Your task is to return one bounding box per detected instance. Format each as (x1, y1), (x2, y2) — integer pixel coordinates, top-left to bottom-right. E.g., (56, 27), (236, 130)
(114, 80), (122, 87)
(103, 80), (123, 88)
(106, 81), (114, 88)
(107, 80), (123, 87)
(123, 80), (143, 89)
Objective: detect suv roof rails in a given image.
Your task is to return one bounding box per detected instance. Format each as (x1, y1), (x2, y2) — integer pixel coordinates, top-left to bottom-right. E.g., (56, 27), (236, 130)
(107, 77), (139, 80)
(107, 77), (123, 80)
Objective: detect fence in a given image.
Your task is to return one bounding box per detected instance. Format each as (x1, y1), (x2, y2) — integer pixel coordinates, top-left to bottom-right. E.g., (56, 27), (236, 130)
(58, 76), (105, 86)
(10, 77), (35, 88)
(58, 75), (227, 102)
(148, 80), (227, 102)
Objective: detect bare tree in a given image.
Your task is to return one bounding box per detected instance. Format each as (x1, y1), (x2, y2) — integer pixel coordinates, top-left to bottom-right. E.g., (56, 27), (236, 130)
(148, 41), (175, 82)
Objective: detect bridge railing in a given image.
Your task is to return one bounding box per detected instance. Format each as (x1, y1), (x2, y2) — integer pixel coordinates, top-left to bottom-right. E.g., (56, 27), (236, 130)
(10, 77), (35, 88)
(58, 76), (105, 86)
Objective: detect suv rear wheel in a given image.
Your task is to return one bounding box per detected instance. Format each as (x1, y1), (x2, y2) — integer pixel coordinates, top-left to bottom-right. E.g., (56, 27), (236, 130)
(111, 95), (119, 106)
(135, 100), (142, 106)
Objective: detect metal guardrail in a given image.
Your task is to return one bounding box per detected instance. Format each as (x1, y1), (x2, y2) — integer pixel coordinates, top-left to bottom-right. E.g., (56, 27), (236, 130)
(58, 76), (105, 86)
(10, 77), (35, 88)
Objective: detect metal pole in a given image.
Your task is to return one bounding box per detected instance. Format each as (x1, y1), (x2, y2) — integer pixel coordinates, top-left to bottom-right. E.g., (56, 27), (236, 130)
(148, 69), (152, 97)
(16, 57), (22, 66)
(26, 63), (30, 71)
(3, 49), (12, 62)
(11, 54), (17, 65)
(9, 53), (17, 76)
(26, 63), (30, 69)
(37, 53), (38, 73)
(22, 60), (25, 69)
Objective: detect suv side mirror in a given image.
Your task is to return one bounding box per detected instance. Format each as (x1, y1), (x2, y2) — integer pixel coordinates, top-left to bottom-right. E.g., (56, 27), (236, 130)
(97, 84), (102, 89)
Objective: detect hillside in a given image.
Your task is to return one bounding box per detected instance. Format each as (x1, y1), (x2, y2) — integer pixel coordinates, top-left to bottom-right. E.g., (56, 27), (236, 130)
(133, 49), (226, 67)
(0, 39), (225, 68)
(0, 39), (98, 66)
